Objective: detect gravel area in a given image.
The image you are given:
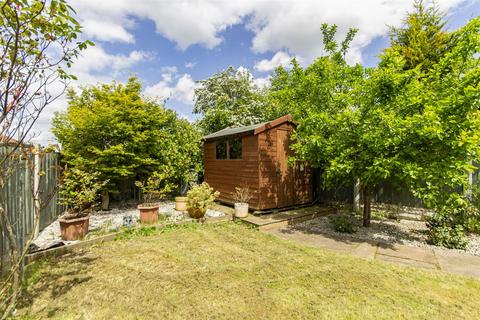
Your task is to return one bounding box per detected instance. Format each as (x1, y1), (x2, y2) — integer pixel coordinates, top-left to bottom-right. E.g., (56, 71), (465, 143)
(32, 201), (225, 251)
(291, 212), (480, 257)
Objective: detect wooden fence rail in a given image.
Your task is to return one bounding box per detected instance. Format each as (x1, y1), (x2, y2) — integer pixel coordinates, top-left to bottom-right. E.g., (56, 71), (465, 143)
(0, 146), (63, 271)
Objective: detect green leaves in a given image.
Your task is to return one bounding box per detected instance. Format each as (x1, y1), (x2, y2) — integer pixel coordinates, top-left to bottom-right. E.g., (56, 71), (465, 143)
(193, 66), (271, 134)
(52, 76), (202, 195)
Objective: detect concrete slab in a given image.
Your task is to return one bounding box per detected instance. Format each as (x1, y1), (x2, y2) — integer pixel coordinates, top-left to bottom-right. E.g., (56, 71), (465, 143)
(263, 222), (480, 279)
(352, 242), (377, 261)
(377, 244), (437, 265)
(266, 228), (357, 253)
(434, 249), (480, 279)
(376, 253), (438, 270)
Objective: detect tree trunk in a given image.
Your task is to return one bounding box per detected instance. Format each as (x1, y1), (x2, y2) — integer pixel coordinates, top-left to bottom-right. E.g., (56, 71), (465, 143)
(362, 186), (371, 227)
(101, 191), (109, 210)
(353, 179), (361, 213)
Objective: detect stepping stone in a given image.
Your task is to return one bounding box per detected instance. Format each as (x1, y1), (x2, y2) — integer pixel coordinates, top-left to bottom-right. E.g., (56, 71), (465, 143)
(376, 254), (437, 270)
(434, 249), (480, 279)
(352, 242), (377, 260)
(377, 244), (437, 264)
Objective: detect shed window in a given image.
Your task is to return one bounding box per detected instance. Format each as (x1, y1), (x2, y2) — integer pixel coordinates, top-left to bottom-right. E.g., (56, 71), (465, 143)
(215, 138), (243, 160)
(229, 138), (242, 159)
(216, 140), (227, 159)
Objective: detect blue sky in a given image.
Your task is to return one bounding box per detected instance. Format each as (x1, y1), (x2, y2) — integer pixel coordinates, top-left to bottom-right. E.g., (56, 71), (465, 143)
(35, 0), (480, 143)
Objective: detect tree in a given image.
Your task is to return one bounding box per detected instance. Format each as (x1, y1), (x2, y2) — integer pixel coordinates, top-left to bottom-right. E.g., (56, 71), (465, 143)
(385, 0), (450, 72)
(0, 0), (90, 317)
(269, 25), (379, 225)
(52, 77), (202, 207)
(193, 66), (270, 134)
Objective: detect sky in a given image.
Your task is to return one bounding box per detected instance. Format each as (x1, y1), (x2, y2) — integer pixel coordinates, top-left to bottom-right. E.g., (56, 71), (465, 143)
(33, 0), (480, 144)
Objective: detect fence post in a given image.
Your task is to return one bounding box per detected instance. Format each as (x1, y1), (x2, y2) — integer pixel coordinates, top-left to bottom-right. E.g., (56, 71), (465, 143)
(33, 144), (41, 238)
(353, 179), (361, 213)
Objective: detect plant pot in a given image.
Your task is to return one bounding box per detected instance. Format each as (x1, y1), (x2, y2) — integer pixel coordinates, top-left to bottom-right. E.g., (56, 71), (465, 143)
(59, 215), (89, 241)
(175, 196), (188, 211)
(138, 205), (159, 224)
(234, 203), (249, 218)
(187, 207), (206, 219)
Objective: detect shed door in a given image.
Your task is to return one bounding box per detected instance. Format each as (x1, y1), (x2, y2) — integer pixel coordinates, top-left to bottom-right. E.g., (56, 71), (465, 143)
(276, 128), (295, 207)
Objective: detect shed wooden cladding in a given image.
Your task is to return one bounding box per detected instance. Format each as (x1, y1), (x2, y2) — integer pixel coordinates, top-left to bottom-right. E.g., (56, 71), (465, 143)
(203, 114), (313, 211)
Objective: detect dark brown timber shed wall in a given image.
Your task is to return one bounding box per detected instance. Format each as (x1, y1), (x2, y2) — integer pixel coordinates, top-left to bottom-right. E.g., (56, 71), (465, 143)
(203, 114), (313, 211)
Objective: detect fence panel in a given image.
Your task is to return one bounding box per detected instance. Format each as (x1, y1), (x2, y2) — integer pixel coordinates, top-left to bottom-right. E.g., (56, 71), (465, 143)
(0, 146), (62, 271)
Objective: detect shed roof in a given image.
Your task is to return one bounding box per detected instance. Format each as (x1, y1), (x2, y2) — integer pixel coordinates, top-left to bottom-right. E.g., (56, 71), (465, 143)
(203, 114), (293, 141)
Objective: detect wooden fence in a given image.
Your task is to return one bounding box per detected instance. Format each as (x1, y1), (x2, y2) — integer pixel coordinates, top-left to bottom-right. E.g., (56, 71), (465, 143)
(0, 146), (63, 271)
(316, 168), (479, 210)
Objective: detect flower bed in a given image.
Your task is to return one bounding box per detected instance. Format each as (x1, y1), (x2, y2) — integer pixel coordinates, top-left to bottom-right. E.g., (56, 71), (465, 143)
(32, 201), (225, 251)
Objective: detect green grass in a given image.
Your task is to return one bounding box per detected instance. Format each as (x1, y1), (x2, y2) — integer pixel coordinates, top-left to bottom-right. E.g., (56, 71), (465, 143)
(17, 222), (480, 319)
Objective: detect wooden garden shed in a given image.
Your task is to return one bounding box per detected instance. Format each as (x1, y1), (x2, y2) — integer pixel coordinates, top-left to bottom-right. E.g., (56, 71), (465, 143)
(203, 114), (313, 211)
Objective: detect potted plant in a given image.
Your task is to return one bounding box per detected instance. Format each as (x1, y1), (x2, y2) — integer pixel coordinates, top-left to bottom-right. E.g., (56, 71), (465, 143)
(232, 186), (254, 218)
(136, 171), (173, 224)
(175, 172), (196, 212)
(58, 168), (106, 241)
(186, 182), (219, 219)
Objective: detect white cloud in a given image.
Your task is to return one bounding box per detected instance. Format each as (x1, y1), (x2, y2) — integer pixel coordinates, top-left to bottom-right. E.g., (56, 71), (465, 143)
(144, 73), (197, 105)
(253, 76), (271, 89)
(254, 51), (292, 72)
(185, 61), (196, 69)
(70, 0), (465, 63)
(81, 19), (135, 43)
(72, 46), (151, 74)
(247, 0), (464, 64)
(31, 45), (149, 144)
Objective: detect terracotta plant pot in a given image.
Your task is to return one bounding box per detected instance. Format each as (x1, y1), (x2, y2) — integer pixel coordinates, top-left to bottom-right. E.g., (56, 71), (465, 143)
(138, 205), (159, 224)
(175, 196), (188, 211)
(234, 203), (249, 218)
(59, 215), (89, 241)
(187, 207), (206, 219)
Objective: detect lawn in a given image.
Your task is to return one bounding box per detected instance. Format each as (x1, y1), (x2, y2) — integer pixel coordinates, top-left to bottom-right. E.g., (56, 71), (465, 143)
(18, 222), (480, 319)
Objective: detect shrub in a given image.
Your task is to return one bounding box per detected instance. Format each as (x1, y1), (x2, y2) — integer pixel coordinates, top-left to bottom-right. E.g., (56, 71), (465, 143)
(329, 214), (356, 234)
(135, 171), (175, 206)
(428, 225), (468, 249)
(59, 168), (107, 219)
(427, 194), (474, 249)
(186, 182), (219, 212)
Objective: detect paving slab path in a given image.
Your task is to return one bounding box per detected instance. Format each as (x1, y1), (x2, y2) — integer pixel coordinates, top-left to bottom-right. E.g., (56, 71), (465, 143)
(265, 227), (480, 280)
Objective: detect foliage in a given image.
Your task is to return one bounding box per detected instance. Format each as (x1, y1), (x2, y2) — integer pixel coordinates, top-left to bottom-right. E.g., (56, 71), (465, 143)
(329, 214), (356, 234)
(135, 171), (175, 206)
(0, 0), (90, 317)
(186, 182), (219, 212)
(269, 23), (371, 224)
(193, 66), (271, 134)
(426, 193), (480, 248)
(386, 0), (450, 72)
(52, 76), (202, 199)
(428, 225), (468, 249)
(231, 186), (254, 204)
(270, 11), (480, 230)
(59, 168), (106, 218)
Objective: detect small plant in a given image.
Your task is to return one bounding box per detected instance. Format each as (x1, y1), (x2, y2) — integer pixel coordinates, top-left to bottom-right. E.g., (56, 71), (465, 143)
(427, 194), (474, 249)
(136, 171), (174, 207)
(186, 182), (219, 219)
(231, 186), (254, 204)
(329, 214), (356, 234)
(59, 168), (106, 219)
(428, 225), (468, 249)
